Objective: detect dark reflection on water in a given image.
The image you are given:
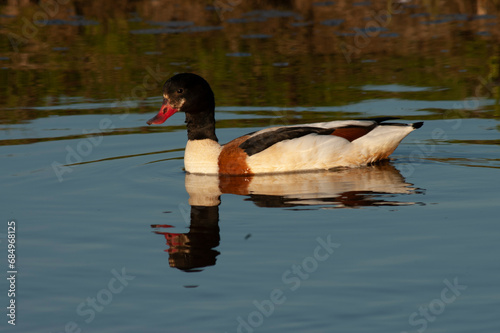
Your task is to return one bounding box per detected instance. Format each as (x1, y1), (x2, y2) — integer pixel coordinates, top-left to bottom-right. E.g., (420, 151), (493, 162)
(152, 205), (220, 272)
(153, 161), (423, 271)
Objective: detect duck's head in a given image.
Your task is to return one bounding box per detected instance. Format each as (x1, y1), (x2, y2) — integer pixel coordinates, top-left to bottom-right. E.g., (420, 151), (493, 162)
(147, 73), (215, 125)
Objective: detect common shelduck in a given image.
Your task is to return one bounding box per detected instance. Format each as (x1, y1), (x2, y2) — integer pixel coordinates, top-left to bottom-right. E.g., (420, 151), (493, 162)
(147, 73), (423, 175)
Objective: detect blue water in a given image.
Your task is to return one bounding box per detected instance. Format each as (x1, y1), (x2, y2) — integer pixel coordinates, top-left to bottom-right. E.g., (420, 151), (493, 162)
(2, 96), (499, 332)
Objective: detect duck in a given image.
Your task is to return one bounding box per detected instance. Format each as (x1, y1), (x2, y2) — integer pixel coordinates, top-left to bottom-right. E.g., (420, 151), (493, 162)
(147, 73), (423, 175)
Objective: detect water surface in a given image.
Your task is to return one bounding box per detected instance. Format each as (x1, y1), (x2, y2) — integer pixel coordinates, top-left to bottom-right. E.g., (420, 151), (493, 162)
(1, 1), (499, 332)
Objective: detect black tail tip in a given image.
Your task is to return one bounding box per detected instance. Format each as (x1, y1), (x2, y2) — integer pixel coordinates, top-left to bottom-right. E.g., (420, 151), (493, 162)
(412, 122), (424, 129)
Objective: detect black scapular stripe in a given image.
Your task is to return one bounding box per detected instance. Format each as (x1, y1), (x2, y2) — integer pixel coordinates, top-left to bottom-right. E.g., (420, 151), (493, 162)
(239, 126), (335, 156)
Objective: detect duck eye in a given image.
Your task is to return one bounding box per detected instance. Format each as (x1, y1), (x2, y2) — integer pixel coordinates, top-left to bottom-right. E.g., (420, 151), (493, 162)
(177, 88), (184, 94)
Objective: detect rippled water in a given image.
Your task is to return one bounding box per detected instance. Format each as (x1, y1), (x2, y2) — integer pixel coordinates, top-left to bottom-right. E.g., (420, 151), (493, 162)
(1, 1), (499, 332)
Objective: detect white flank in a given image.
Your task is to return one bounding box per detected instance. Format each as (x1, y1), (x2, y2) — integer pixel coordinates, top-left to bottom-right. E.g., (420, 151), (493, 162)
(247, 123), (416, 173)
(350, 124), (415, 164)
(247, 134), (350, 173)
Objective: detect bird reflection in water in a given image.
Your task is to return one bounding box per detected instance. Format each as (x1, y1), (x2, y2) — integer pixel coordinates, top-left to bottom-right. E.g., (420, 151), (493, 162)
(152, 205), (220, 272)
(152, 161), (424, 271)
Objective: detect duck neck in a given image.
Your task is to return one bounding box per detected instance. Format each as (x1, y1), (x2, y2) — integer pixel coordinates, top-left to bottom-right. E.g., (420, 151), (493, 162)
(185, 109), (218, 142)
